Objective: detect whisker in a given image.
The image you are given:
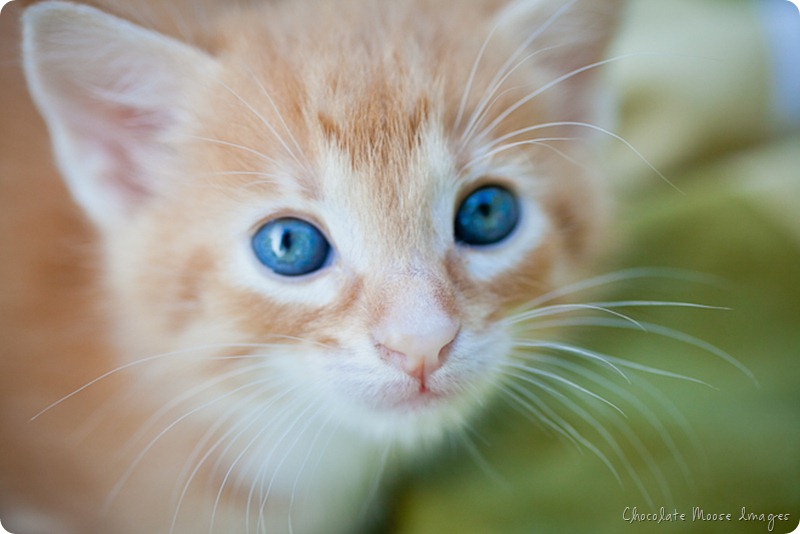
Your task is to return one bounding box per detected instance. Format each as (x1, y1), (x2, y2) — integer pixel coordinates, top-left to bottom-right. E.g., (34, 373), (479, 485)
(502, 362), (626, 417)
(505, 303), (647, 331)
(29, 341), (317, 421)
(601, 402), (673, 506)
(581, 300), (730, 311)
(512, 267), (725, 312)
(511, 341), (631, 383)
(634, 376), (707, 489)
(513, 137), (589, 170)
(67, 386), (136, 446)
(524, 317), (756, 385)
(472, 120), (680, 192)
(179, 384), (304, 534)
(241, 395), (313, 532)
(515, 341), (714, 389)
(200, 170), (281, 181)
(188, 135), (278, 166)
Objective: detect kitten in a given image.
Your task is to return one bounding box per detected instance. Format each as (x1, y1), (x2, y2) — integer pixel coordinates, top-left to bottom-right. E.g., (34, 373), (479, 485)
(0, 0), (619, 532)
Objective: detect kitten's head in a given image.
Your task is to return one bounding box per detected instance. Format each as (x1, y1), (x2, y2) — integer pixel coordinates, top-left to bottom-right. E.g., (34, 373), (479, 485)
(23, 0), (619, 446)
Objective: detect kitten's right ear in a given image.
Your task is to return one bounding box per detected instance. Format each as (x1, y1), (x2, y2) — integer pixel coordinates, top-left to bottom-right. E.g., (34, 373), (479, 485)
(22, 1), (219, 229)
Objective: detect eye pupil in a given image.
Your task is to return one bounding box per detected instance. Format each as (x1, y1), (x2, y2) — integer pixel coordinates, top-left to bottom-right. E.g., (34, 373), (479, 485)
(280, 231), (292, 252)
(253, 217), (331, 277)
(455, 185), (519, 246)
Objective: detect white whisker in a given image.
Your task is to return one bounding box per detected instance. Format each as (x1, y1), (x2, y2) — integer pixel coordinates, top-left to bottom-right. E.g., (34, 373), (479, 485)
(201, 170), (281, 181)
(515, 267), (726, 311)
(188, 136), (278, 166)
(505, 303), (647, 331)
(502, 362), (626, 417)
(474, 119), (680, 192)
(512, 341), (631, 382)
(515, 341), (714, 388)
(29, 341), (315, 421)
(584, 300), (731, 311)
(524, 317), (755, 385)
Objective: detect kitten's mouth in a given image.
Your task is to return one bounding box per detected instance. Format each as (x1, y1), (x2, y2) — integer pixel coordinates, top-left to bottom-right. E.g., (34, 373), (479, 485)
(386, 381), (451, 412)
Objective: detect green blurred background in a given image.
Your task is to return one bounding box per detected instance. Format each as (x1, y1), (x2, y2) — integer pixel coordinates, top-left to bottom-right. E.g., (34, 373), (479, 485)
(394, 1), (800, 532)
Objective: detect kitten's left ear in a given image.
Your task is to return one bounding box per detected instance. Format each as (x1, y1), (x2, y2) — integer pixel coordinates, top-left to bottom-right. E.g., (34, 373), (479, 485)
(22, 1), (219, 229)
(494, 0), (622, 112)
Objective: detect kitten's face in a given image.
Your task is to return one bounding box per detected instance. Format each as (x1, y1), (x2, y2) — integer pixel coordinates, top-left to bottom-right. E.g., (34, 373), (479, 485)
(24, 0), (616, 447)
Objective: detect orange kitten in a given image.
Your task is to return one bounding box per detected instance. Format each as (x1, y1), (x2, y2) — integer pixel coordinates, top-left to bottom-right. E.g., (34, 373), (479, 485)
(0, 0), (618, 532)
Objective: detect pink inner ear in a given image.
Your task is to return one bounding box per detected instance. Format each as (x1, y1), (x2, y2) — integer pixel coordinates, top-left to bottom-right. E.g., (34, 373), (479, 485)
(96, 137), (152, 204)
(74, 101), (177, 208)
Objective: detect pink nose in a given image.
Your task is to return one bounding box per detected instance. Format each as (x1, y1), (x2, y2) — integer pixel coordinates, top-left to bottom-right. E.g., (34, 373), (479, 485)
(374, 311), (459, 382)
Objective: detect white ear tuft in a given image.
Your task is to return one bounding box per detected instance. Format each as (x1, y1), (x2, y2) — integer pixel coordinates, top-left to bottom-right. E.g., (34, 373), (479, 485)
(22, 1), (218, 229)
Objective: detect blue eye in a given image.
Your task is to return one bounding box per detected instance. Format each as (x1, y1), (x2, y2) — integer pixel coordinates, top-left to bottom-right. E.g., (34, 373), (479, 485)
(252, 217), (331, 277)
(455, 185), (519, 246)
